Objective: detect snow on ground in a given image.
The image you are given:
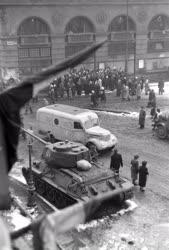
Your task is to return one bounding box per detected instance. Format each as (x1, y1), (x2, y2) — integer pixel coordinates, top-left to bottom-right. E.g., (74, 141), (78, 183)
(10, 208), (31, 230)
(96, 110), (139, 119)
(77, 200), (138, 231)
(9, 162), (27, 185)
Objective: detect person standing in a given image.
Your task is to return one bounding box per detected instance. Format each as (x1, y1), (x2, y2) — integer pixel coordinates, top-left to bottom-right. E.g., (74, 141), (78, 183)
(136, 83), (141, 100)
(144, 79), (149, 95)
(139, 106), (146, 129)
(110, 149), (123, 174)
(91, 90), (98, 107)
(158, 79), (164, 95)
(139, 161), (149, 191)
(130, 155), (139, 185)
(100, 87), (106, 103)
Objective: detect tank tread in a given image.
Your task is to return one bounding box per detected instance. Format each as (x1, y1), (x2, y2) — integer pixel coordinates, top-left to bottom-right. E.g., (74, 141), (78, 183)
(33, 173), (76, 209)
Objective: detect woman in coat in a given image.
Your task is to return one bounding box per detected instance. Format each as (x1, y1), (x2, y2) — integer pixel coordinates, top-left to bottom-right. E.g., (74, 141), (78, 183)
(139, 106), (146, 129)
(131, 155), (139, 185)
(139, 161), (149, 191)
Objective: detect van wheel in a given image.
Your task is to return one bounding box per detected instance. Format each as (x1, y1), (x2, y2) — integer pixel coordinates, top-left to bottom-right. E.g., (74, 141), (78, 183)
(86, 142), (97, 152)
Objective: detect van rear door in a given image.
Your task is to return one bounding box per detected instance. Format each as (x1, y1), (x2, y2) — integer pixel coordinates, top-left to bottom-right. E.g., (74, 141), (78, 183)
(51, 117), (71, 141)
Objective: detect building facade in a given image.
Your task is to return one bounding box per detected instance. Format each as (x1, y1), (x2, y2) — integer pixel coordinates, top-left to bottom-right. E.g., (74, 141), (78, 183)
(0, 0), (169, 80)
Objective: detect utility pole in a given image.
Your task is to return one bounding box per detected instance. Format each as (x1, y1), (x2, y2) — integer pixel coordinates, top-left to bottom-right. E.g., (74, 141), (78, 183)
(134, 32), (136, 79)
(94, 34), (97, 71)
(27, 142), (36, 207)
(125, 0), (129, 75)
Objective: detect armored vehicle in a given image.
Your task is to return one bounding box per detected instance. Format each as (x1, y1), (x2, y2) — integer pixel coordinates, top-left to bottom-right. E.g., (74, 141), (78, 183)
(155, 111), (169, 139)
(22, 139), (133, 213)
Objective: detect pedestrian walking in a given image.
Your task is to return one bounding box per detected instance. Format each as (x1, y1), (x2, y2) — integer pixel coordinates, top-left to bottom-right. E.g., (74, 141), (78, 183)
(110, 149), (123, 174)
(158, 79), (164, 95)
(139, 161), (149, 191)
(139, 106), (146, 129)
(130, 155), (139, 185)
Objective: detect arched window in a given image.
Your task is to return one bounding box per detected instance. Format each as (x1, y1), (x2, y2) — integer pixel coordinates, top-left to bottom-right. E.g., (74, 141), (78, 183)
(108, 15), (136, 57)
(108, 15), (136, 32)
(148, 15), (169, 53)
(65, 16), (95, 58)
(17, 17), (52, 75)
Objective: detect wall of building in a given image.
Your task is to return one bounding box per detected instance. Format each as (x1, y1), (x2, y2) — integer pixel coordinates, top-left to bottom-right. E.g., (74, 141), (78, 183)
(0, 0), (169, 79)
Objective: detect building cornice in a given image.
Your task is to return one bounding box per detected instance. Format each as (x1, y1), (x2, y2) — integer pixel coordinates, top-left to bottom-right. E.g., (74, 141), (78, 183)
(0, 1), (169, 7)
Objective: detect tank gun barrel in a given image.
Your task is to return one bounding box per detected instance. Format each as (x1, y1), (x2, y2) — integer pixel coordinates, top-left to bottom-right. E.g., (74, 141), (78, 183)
(21, 127), (48, 145)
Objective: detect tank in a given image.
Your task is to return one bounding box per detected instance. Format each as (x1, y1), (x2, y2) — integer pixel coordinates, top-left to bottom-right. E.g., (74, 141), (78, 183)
(22, 140), (133, 214)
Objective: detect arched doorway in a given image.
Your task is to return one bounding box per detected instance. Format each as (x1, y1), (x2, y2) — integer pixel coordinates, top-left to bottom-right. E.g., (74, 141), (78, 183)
(17, 17), (52, 76)
(108, 15), (136, 57)
(65, 16), (95, 58)
(148, 15), (169, 53)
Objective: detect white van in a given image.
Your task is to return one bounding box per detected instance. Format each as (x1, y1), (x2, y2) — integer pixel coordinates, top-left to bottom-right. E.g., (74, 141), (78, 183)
(36, 104), (117, 151)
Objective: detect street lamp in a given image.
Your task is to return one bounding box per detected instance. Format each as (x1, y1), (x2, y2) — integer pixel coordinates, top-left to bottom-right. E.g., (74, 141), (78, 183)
(125, 0), (129, 75)
(27, 142), (36, 207)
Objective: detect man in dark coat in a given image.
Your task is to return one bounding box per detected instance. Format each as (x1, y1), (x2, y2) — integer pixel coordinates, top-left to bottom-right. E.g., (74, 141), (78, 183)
(100, 87), (106, 103)
(139, 106), (146, 129)
(91, 90), (98, 107)
(139, 161), (149, 191)
(158, 79), (164, 95)
(110, 149), (123, 174)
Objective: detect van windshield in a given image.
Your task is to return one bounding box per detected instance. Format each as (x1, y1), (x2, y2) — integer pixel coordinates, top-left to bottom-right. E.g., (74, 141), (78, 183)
(84, 118), (99, 129)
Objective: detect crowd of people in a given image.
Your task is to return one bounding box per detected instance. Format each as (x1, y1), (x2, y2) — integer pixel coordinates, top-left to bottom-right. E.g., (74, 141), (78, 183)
(48, 67), (152, 105)
(0, 67), (165, 111)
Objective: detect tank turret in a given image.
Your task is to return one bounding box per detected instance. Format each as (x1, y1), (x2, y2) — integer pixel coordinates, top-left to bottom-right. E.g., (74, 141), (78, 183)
(41, 140), (91, 169)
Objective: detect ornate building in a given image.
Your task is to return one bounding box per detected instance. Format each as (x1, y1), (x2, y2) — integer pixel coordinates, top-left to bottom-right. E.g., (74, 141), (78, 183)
(0, 0), (169, 79)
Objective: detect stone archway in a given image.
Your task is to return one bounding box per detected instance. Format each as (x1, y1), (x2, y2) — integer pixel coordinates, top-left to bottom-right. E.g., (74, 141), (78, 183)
(148, 14), (169, 53)
(65, 16), (95, 58)
(17, 17), (52, 76)
(108, 15), (136, 57)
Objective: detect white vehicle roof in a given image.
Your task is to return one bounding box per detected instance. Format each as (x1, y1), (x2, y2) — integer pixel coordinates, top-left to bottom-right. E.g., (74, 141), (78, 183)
(37, 104), (98, 122)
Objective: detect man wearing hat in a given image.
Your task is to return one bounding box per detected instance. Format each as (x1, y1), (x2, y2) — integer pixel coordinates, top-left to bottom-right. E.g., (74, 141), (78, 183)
(110, 149), (123, 174)
(130, 155), (139, 185)
(91, 90), (98, 107)
(139, 106), (146, 129)
(100, 86), (106, 103)
(139, 161), (149, 191)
